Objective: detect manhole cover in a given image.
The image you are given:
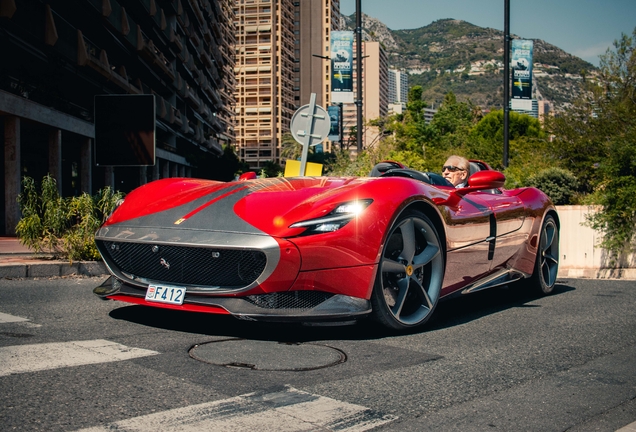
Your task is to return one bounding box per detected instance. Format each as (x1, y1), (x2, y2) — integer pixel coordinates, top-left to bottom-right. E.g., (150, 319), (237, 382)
(189, 339), (346, 371)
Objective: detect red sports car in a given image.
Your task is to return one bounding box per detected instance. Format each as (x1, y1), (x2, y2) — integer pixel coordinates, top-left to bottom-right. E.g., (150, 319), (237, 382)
(94, 161), (559, 331)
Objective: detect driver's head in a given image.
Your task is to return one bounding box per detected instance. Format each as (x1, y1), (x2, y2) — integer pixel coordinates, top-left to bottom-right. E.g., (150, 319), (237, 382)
(442, 156), (470, 187)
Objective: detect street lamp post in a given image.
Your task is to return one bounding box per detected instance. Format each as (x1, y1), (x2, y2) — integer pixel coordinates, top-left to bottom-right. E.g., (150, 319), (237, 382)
(503, 0), (510, 168)
(338, 102), (344, 149)
(355, 0), (363, 152)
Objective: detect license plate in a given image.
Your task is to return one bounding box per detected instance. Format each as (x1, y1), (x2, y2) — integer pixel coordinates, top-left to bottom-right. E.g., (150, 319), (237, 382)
(145, 284), (186, 305)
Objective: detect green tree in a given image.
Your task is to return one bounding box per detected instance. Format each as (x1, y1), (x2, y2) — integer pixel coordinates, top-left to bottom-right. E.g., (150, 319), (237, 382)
(526, 168), (579, 205)
(259, 161), (283, 178)
(386, 86), (430, 157)
(429, 92), (474, 138)
(546, 28), (636, 258)
(467, 110), (553, 187)
(279, 132), (302, 161)
(418, 91), (477, 171)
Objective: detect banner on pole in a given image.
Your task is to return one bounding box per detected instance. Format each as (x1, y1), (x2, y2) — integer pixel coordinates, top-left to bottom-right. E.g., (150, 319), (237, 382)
(328, 105), (340, 142)
(511, 39), (533, 100)
(330, 31), (354, 103)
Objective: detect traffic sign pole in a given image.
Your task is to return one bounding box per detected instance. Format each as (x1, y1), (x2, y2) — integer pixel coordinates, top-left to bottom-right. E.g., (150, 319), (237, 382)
(290, 93), (330, 176)
(299, 93), (317, 176)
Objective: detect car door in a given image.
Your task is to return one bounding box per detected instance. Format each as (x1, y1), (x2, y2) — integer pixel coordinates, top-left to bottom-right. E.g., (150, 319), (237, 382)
(440, 192), (497, 296)
(477, 190), (528, 272)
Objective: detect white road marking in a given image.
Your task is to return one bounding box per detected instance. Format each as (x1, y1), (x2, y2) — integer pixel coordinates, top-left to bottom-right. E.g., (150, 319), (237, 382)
(76, 385), (397, 432)
(0, 339), (159, 377)
(0, 311), (30, 323)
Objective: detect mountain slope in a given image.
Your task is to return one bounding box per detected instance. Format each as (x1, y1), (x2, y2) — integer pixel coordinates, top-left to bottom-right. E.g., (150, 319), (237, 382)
(342, 15), (595, 110)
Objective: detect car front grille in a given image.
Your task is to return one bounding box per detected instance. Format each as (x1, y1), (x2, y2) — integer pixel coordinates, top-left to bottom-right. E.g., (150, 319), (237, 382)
(98, 241), (267, 289)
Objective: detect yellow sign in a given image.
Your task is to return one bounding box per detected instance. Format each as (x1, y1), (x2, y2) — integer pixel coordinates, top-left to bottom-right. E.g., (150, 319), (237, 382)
(284, 160), (323, 177)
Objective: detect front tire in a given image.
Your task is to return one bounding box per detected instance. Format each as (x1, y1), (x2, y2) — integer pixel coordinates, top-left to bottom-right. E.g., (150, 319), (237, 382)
(371, 210), (445, 330)
(529, 214), (559, 295)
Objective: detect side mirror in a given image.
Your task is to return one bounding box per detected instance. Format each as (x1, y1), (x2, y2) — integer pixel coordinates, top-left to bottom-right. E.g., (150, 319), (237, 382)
(434, 170), (506, 207)
(465, 170), (505, 190)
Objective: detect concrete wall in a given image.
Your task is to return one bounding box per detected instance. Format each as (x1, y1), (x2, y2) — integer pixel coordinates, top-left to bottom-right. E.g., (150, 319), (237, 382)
(556, 206), (636, 279)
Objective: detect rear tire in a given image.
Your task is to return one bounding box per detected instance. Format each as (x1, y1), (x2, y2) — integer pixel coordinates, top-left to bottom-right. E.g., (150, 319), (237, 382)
(529, 214), (559, 295)
(371, 210), (445, 330)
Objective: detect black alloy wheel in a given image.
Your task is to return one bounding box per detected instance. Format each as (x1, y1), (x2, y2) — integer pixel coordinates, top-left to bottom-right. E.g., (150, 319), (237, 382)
(530, 214), (560, 295)
(371, 209), (445, 330)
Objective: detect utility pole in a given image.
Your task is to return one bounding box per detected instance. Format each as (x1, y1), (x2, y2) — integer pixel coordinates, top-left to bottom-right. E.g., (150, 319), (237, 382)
(338, 102), (344, 150)
(503, 0), (510, 168)
(355, 0), (363, 152)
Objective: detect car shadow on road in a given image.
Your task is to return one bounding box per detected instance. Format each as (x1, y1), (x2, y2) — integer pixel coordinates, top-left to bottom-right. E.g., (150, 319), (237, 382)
(426, 281), (574, 332)
(109, 304), (388, 342)
(108, 282), (574, 342)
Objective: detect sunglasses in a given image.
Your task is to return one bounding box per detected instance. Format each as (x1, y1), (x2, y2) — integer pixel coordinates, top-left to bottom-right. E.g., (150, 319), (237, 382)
(442, 165), (465, 172)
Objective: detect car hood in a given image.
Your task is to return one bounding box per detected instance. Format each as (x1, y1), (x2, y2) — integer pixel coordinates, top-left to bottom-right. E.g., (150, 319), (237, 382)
(99, 176), (383, 239)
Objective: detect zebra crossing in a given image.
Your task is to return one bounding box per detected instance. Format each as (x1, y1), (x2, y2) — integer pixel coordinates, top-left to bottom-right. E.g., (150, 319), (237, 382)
(0, 311), (397, 431)
(0, 339), (159, 377)
(76, 385), (397, 432)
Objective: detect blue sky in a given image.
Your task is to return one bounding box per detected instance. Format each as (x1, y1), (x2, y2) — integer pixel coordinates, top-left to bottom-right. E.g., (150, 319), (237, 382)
(340, 0), (636, 67)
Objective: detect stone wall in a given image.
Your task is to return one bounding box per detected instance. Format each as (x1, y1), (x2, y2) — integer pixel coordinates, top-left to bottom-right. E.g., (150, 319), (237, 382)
(556, 206), (636, 279)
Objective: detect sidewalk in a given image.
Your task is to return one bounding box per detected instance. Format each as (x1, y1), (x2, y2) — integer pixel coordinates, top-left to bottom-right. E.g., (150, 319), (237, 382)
(2, 236), (634, 280)
(0, 237), (107, 278)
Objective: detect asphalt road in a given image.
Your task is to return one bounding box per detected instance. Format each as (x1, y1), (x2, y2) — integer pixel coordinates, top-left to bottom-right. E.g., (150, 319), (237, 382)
(0, 276), (635, 431)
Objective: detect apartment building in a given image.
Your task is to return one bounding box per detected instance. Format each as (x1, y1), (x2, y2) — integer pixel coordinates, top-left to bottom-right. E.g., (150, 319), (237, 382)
(233, 0), (340, 168)
(295, 1), (339, 107)
(1, 0), (235, 235)
(342, 41), (388, 150)
(233, 0), (296, 169)
(294, 0), (340, 154)
(218, 0), (238, 145)
(388, 68), (408, 106)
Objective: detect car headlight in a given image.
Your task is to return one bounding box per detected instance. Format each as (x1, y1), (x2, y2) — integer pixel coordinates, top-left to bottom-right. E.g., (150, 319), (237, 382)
(289, 199), (373, 234)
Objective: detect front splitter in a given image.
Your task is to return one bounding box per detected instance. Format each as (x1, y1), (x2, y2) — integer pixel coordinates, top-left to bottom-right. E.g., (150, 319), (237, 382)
(95, 276), (372, 323)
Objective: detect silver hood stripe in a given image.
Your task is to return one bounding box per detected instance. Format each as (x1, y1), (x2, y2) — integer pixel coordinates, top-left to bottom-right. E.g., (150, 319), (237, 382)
(96, 182), (284, 294)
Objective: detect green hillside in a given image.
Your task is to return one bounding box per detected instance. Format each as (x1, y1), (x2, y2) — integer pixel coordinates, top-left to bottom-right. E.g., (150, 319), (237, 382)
(344, 16), (596, 109)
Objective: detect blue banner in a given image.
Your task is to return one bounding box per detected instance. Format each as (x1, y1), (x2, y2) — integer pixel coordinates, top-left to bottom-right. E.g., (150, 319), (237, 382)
(330, 31), (354, 103)
(512, 39), (533, 100)
(328, 105), (340, 142)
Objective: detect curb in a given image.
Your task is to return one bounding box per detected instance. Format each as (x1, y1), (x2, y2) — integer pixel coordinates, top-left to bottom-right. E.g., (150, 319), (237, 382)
(0, 260), (107, 278)
(2, 260), (635, 281)
(558, 268), (636, 280)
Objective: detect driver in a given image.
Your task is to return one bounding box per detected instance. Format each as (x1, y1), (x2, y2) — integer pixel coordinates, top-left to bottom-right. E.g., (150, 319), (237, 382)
(442, 155), (470, 188)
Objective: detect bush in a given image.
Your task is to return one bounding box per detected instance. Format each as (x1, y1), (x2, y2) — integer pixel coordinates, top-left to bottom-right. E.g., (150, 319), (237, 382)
(16, 175), (124, 262)
(526, 168), (579, 205)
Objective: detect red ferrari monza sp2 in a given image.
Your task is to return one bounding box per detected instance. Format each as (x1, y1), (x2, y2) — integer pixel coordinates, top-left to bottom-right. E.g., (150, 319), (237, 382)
(94, 162), (559, 330)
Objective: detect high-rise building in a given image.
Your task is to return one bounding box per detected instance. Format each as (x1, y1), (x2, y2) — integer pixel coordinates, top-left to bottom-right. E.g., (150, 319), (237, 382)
(388, 68), (408, 106)
(295, 0), (340, 108)
(218, 0), (238, 146)
(295, 0), (340, 153)
(510, 99), (539, 118)
(0, 0), (235, 235)
(342, 41), (388, 150)
(233, 0), (296, 170)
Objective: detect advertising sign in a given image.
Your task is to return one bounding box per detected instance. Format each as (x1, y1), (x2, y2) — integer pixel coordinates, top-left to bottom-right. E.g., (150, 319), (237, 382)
(330, 31), (354, 103)
(328, 105), (340, 142)
(511, 39), (533, 100)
